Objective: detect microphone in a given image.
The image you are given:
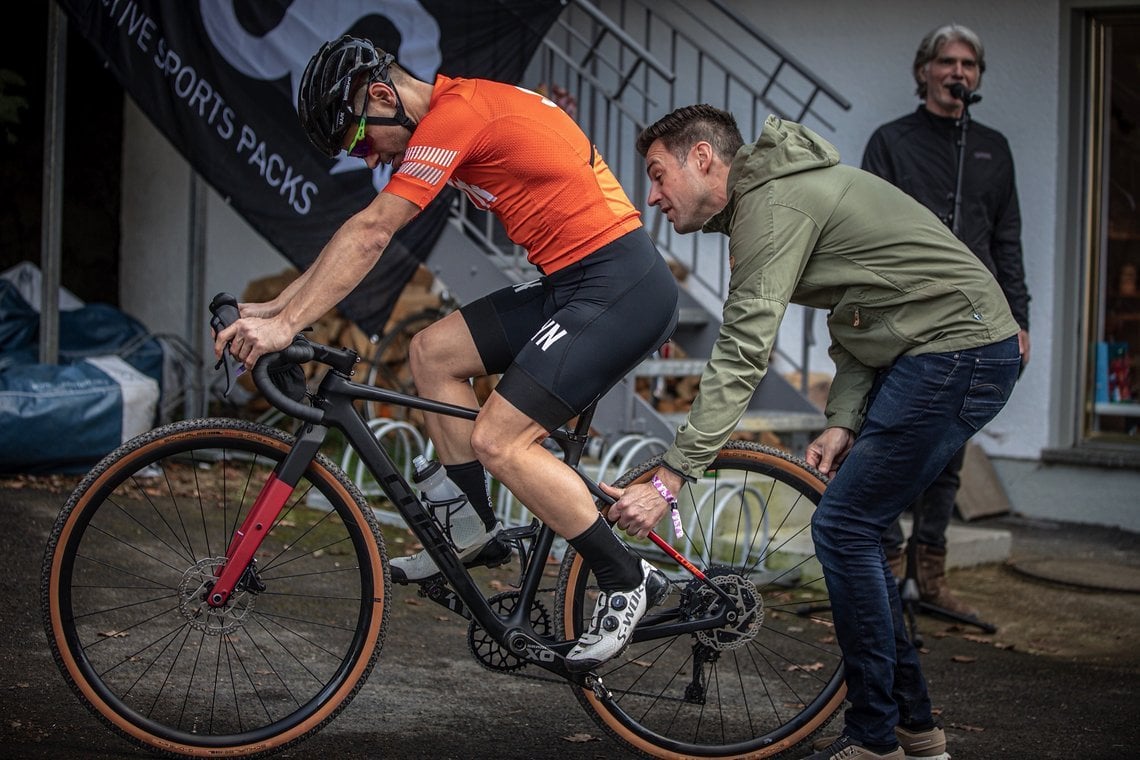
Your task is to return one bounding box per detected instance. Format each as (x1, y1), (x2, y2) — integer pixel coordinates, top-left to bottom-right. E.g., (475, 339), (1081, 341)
(948, 83), (982, 105)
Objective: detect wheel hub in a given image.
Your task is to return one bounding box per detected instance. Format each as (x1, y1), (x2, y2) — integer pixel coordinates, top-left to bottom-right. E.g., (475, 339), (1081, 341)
(178, 557), (255, 635)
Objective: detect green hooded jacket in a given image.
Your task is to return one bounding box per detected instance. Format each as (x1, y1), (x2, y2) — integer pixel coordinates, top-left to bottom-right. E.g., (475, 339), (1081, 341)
(662, 116), (1020, 478)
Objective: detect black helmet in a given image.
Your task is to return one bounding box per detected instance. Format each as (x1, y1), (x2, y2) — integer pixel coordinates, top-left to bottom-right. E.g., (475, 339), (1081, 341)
(298, 35), (400, 157)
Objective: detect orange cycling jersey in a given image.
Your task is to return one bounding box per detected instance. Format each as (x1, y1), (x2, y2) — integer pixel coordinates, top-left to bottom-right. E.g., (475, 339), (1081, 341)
(383, 75), (642, 274)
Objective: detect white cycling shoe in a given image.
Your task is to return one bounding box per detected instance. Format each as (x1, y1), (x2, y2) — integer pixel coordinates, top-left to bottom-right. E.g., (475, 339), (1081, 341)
(390, 522), (510, 583)
(565, 559), (669, 672)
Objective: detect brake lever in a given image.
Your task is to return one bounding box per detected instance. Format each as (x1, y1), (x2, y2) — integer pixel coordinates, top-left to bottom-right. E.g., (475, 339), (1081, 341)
(209, 293), (246, 398)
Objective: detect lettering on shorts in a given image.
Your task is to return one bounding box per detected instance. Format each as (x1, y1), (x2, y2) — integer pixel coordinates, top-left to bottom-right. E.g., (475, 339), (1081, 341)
(532, 319), (568, 351)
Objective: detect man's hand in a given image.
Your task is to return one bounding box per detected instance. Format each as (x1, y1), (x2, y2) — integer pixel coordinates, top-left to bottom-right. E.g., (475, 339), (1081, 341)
(237, 299), (284, 320)
(213, 313), (297, 371)
(1018, 328), (1030, 369)
(602, 467), (683, 538)
(804, 426), (855, 478)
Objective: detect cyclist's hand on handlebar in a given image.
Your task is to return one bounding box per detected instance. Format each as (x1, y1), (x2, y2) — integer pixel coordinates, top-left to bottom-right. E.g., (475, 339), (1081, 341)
(235, 299), (283, 320)
(602, 478), (673, 539)
(804, 426), (855, 479)
(213, 315), (297, 371)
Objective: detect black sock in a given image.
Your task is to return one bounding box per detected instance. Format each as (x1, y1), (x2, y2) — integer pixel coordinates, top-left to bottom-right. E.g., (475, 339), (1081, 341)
(445, 461), (497, 530)
(568, 515), (641, 591)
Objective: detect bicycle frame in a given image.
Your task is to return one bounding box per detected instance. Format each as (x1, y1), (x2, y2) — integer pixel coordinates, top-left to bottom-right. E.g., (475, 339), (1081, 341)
(209, 342), (739, 683)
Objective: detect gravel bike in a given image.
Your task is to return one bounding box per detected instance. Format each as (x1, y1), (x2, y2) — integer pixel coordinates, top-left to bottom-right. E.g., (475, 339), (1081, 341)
(41, 293), (844, 758)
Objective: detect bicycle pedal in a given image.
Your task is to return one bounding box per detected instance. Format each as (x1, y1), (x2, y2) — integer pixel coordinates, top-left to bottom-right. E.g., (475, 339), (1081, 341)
(498, 523), (540, 542)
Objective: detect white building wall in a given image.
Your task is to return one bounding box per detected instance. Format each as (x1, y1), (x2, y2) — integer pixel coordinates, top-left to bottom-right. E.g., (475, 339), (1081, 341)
(120, 100), (289, 347)
(114, 0), (1139, 528)
(718, 0), (1059, 462)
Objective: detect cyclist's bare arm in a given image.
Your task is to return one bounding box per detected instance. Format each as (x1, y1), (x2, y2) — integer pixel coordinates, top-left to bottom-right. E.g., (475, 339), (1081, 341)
(214, 192), (420, 369)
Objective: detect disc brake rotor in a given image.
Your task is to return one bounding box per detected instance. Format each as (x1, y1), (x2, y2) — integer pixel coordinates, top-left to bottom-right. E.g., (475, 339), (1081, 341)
(178, 557), (255, 635)
(682, 567), (764, 651)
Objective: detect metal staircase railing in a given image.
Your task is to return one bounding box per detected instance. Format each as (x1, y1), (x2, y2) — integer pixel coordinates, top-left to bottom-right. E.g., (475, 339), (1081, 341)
(437, 0), (849, 447)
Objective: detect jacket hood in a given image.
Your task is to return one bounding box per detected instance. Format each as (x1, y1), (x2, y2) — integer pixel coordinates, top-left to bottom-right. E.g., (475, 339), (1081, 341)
(705, 115), (840, 232)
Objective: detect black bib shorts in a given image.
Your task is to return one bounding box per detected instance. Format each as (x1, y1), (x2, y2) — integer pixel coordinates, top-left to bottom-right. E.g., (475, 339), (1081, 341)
(460, 228), (679, 431)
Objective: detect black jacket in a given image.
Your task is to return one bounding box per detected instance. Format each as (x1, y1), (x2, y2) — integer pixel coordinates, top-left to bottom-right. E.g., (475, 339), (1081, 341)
(862, 106), (1030, 330)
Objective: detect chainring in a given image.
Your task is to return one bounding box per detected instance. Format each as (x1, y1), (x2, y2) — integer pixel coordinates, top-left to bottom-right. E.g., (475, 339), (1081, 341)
(467, 591), (551, 673)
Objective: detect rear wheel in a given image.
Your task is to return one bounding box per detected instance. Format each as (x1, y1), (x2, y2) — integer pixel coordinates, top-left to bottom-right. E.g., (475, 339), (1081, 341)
(41, 418), (389, 757)
(557, 441), (844, 758)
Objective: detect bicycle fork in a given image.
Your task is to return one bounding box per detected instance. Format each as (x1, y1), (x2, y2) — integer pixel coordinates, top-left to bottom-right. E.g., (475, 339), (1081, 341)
(206, 424), (328, 608)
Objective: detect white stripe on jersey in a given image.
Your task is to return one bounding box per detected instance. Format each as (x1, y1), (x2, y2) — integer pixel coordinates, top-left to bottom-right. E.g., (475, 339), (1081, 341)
(404, 145), (458, 166)
(397, 161), (444, 186)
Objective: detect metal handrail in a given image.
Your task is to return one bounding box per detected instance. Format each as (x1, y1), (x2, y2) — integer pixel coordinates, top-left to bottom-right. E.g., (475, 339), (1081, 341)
(448, 0), (851, 398)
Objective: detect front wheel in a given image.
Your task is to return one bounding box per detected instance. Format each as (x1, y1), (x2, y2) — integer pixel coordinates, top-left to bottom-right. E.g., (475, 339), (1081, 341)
(557, 441), (844, 758)
(41, 418), (389, 758)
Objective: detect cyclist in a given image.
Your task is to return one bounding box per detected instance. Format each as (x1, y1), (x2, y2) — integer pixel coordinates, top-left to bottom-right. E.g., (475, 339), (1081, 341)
(212, 35), (677, 671)
(604, 105), (1020, 759)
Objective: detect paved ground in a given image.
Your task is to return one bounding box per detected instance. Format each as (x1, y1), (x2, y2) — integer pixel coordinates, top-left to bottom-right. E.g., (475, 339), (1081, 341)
(2, 473), (1138, 759)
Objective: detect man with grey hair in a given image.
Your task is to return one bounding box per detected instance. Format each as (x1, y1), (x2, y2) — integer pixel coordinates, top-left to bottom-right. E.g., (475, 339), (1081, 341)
(862, 24), (1030, 619)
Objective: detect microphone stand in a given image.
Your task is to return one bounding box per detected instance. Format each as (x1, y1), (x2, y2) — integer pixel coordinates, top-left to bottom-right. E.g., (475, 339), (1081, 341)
(899, 83), (997, 641)
(950, 95), (973, 236)
(948, 83), (981, 236)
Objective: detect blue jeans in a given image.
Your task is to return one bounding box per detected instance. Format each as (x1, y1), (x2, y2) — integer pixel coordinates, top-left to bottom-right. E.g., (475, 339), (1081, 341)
(811, 336), (1020, 748)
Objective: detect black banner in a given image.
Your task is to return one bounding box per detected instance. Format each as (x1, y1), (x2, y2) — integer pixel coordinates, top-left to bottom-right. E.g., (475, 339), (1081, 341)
(56, 0), (563, 335)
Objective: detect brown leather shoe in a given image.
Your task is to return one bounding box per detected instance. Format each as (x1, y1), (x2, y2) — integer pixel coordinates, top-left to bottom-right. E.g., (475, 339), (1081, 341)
(915, 543), (979, 618)
(813, 724), (948, 759)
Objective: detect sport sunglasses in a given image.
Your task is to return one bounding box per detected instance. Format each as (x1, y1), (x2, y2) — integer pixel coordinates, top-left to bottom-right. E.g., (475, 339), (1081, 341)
(345, 113), (372, 158)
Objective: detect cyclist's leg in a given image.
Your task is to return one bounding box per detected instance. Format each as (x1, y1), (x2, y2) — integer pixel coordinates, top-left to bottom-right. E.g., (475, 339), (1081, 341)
(408, 309), (487, 464)
(471, 231), (677, 668)
(472, 393), (599, 537)
(471, 229), (677, 539)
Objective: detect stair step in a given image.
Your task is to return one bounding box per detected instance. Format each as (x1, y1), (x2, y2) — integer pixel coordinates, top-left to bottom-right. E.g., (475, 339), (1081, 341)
(634, 358), (708, 377)
(677, 306), (710, 327)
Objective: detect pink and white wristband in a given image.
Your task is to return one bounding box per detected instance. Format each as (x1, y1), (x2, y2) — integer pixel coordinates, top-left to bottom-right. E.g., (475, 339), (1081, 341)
(652, 474), (684, 539)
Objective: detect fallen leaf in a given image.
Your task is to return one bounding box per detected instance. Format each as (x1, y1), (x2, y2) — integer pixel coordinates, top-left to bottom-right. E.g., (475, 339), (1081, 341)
(786, 661), (824, 672)
(562, 733), (597, 743)
(404, 598), (423, 606)
(951, 655), (977, 663)
(98, 630), (128, 638)
(963, 634), (992, 644)
(948, 722), (985, 733)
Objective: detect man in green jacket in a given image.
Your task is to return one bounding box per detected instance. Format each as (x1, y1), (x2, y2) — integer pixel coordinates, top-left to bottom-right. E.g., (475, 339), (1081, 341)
(604, 105), (1020, 760)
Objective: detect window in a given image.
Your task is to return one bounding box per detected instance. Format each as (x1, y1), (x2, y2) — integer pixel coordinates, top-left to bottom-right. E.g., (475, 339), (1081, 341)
(1085, 12), (1140, 441)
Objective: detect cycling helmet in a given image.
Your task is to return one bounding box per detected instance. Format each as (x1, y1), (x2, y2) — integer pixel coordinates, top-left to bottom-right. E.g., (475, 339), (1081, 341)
(298, 35), (414, 157)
